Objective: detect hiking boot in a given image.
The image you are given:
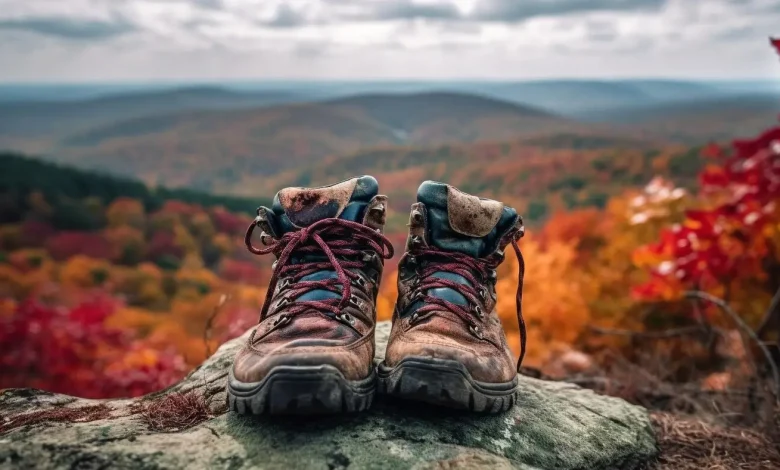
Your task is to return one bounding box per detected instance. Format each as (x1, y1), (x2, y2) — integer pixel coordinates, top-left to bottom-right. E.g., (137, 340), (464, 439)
(228, 176), (393, 415)
(378, 181), (526, 413)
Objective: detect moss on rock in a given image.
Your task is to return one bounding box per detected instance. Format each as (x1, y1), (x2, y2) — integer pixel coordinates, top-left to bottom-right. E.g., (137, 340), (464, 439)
(0, 322), (657, 469)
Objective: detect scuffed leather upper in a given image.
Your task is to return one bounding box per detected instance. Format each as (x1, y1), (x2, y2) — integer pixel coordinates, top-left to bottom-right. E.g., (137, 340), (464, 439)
(232, 176), (387, 383)
(384, 181), (522, 384)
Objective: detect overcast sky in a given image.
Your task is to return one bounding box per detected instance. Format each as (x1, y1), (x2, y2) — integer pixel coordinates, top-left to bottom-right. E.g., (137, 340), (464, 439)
(1, 0), (779, 82)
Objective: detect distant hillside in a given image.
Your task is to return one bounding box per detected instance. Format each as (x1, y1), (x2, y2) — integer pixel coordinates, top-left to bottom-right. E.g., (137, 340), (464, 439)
(0, 86), (307, 138)
(0, 152), (267, 225)
(56, 103), (404, 188)
(15, 92), (588, 189)
(482, 80), (725, 116)
(238, 134), (694, 225)
(590, 94), (780, 143)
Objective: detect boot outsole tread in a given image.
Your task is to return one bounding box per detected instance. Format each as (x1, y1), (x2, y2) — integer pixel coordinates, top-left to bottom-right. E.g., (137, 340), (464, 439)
(377, 357), (518, 413)
(227, 365), (375, 416)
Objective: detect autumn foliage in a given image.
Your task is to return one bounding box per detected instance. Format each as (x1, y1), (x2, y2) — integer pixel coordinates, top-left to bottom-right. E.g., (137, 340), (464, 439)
(0, 186), (266, 397)
(0, 296), (187, 398)
(633, 116), (780, 331)
(1, 41), (779, 400)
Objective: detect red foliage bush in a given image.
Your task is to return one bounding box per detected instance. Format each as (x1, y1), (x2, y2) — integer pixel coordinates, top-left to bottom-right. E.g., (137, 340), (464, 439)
(635, 41), (780, 298)
(19, 219), (55, 248)
(45, 232), (112, 261)
(0, 296), (187, 398)
(211, 207), (251, 235)
(219, 259), (263, 283)
(146, 231), (184, 262)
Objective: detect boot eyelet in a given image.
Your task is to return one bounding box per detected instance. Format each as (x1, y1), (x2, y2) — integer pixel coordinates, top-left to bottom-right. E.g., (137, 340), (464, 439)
(411, 209), (424, 225)
(362, 251), (377, 263)
(338, 313), (356, 325)
(478, 287), (488, 301)
(355, 276), (367, 288)
(273, 314), (291, 327)
(469, 324), (483, 339)
(349, 295), (363, 307)
(277, 297), (291, 308)
(410, 312), (420, 324)
(279, 278), (292, 289)
(473, 305), (484, 319)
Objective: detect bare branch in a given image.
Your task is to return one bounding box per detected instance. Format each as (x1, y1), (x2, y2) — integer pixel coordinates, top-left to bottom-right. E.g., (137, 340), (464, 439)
(756, 285), (780, 339)
(203, 294), (229, 358)
(684, 290), (780, 402)
(588, 325), (715, 340)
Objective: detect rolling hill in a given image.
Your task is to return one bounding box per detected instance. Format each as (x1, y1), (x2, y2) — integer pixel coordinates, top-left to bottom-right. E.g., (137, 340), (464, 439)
(0, 86), (308, 139)
(19, 92), (587, 190)
(224, 133), (692, 227)
(0, 151), (268, 225)
(592, 93), (780, 143)
(1, 83), (777, 205)
(479, 79), (728, 116)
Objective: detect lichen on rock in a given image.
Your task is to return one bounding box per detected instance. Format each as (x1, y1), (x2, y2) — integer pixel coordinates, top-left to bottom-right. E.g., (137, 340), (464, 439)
(0, 322), (657, 469)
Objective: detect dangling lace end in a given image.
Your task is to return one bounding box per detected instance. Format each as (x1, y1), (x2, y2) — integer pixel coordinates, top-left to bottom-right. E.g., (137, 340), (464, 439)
(511, 237), (527, 373)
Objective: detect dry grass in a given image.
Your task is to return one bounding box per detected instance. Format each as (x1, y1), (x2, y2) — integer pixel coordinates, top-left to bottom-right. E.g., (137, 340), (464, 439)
(648, 411), (780, 470)
(0, 404), (111, 435)
(135, 391), (212, 432)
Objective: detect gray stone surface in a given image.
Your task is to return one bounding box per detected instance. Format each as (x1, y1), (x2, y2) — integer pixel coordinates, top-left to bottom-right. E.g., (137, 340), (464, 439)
(0, 322), (657, 469)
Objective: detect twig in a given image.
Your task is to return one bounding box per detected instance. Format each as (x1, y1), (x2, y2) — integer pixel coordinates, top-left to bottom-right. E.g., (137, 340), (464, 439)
(588, 324), (715, 339)
(567, 377), (761, 398)
(756, 285), (780, 339)
(203, 294), (229, 358)
(684, 290), (780, 402)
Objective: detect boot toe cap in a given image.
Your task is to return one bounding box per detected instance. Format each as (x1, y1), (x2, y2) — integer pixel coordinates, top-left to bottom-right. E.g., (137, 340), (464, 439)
(231, 339), (372, 384)
(384, 331), (515, 384)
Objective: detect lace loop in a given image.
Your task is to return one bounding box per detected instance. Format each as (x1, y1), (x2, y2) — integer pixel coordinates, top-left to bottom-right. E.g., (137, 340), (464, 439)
(245, 218), (394, 323)
(408, 232), (526, 372)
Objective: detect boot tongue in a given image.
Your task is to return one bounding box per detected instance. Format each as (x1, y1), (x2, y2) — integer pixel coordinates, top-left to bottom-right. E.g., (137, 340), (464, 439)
(414, 181), (518, 308)
(416, 181), (517, 258)
(264, 176), (379, 304)
(269, 176), (378, 234)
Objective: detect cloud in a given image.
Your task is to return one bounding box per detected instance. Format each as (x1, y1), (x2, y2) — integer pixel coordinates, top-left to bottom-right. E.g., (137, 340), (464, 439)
(365, 1), (462, 21)
(262, 4), (308, 28)
(0, 0), (778, 80)
(472, 0), (667, 22)
(0, 16), (135, 40)
(584, 19), (619, 42)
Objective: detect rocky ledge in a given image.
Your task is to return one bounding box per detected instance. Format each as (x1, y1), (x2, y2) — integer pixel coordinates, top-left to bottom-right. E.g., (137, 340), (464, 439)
(0, 322), (657, 469)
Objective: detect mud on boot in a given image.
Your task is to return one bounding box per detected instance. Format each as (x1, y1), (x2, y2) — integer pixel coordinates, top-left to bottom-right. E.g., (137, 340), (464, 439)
(378, 181), (526, 413)
(228, 176), (393, 416)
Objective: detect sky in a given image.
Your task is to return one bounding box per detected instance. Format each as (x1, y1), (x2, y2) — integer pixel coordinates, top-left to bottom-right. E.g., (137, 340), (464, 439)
(0, 0), (779, 82)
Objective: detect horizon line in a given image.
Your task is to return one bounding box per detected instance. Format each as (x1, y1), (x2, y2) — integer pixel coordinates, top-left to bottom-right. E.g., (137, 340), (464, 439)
(1, 77), (779, 86)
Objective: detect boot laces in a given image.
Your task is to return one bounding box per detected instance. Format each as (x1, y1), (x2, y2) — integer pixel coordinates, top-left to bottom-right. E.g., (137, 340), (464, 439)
(408, 235), (526, 372)
(245, 218), (394, 322)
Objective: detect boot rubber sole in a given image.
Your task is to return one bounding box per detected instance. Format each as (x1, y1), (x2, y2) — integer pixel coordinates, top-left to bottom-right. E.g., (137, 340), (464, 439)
(377, 357), (518, 413)
(227, 365), (375, 416)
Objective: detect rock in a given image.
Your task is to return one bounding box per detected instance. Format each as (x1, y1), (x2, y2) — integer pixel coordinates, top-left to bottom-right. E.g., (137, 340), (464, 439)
(0, 322), (657, 469)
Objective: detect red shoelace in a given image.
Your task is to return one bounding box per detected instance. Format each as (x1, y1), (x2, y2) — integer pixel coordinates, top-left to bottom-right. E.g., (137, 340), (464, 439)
(245, 218), (394, 322)
(408, 236), (527, 371)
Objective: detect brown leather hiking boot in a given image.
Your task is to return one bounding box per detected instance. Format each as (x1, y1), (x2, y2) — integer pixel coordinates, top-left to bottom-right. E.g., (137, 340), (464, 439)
(228, 176), (393, 415)
(378, 181), (526, 413)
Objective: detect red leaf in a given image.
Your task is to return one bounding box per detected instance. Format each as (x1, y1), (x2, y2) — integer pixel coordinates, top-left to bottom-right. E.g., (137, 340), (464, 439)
(701, 142), (723, 159)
